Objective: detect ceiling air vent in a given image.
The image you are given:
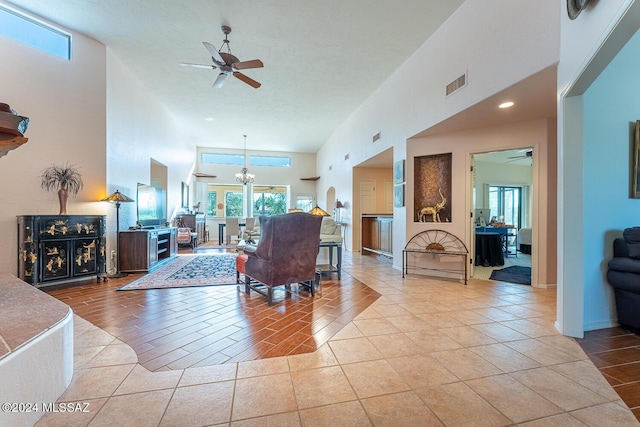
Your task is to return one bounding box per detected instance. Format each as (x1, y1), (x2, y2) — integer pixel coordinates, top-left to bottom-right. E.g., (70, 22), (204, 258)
(329, 165), (333, 171)
(344, 153), (349, 161)
(372, 132), (381, 143)
(446, 73), (467, 96)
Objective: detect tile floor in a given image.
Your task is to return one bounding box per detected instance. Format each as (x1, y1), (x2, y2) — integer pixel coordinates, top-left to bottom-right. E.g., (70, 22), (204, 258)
(34, 251), (639, 426)
(577, 326), (640, 422)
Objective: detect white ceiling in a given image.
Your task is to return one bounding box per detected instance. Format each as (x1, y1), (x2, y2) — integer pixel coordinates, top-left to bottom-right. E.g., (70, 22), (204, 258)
(5, 0), (468, 153)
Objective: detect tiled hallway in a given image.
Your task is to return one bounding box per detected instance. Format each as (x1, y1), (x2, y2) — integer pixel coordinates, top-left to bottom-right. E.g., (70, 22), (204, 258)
(34, 251), (639, 426)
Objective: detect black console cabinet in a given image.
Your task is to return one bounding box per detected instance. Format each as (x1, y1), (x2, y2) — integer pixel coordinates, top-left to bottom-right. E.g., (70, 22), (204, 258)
(17, 215), (107, 287)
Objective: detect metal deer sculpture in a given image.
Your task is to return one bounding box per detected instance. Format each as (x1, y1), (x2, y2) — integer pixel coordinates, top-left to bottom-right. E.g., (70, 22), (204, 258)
(417, 188), (446, 222)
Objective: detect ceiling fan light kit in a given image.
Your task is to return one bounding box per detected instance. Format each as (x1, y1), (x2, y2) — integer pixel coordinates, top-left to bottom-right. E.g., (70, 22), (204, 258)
(180, 25), (263, 89)
(567, 0), (590, 20)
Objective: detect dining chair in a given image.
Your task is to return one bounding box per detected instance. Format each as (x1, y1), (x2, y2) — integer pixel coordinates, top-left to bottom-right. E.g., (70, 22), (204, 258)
(225, 217), (240, 245)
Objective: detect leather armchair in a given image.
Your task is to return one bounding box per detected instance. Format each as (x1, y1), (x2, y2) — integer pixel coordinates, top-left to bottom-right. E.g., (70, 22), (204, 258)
(243, 212), (322, 305)
(607, 227), (640, 329)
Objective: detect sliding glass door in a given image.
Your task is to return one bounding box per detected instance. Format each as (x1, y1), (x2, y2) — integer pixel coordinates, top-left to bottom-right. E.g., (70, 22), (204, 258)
(488, 186), (522, 228)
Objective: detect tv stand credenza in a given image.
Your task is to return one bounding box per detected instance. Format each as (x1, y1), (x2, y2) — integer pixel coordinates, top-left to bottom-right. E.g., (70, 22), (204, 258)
(119, 227), (177, 273)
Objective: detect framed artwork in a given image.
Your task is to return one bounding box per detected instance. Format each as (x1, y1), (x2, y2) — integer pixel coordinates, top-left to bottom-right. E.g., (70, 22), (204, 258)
(394, 159), (405, 184)
(414, 153), (452, 222)
(394, 184), (405, 207)
(633, 120), (640, 198)
(181, 182), (189, 209)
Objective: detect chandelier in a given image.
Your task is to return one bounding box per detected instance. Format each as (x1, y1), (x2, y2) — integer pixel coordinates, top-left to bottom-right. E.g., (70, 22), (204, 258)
(235, 134), (255, 185)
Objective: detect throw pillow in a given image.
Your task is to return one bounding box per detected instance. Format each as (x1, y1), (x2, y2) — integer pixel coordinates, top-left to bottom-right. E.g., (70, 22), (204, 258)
(623, 227), (640, 259)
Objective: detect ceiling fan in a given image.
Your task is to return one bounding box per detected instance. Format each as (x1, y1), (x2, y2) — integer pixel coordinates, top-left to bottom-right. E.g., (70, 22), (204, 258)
(506, 150), (533, 163)
(180, 25), (263, 89)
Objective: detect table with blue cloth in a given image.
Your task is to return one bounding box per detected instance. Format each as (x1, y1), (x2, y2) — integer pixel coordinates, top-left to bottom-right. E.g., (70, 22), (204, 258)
(475, 232), (505, 267)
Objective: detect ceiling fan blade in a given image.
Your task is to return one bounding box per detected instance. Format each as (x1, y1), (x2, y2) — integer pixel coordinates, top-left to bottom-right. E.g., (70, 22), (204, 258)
(179, 62), (217, 69)
(233, 59), (264, 70)
(234, 72), (261, 88)
(202, 41), (225, 64)
(213, 73), (228, 88)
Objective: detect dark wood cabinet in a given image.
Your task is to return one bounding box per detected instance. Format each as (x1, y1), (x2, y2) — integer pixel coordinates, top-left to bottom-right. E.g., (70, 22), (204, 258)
(119, 228), (177, 272)
(177, 214), (206, 244)
(361, 214), (393, 257)
(17, 215), (106, 287)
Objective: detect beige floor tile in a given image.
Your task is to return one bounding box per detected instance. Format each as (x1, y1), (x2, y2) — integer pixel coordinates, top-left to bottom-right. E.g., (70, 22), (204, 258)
(341, 359), (410, 399)
(446, 310), (494, 325)
(471, 322), (529, 342)
(430, 348), (501, 380)
(114, 364), (182, 395)
(35, 397), (108, 427)
(328, 323), (364, 341)
(231, 411), (301, 427)
(88, 389), (173, 427)
(510, 367), (611, 411)
(549, 361), (621, 402)
(439, 325), (498, 347)
(361, 391), (443, 426)
(569, 402), (640, 427)
(384, 314), (432, 332)
(416, 381), (512, 427)
(74, 345), (107, 370)
(179, 362), (238, 386)
(472, 307), (520, 322)
(59, 364), (136, 401)
(371, 304), (412, 318)
(299, 401), (371, 427)
(536, 335), (588, 360)
(232, 373), (297, 420)
(287, 344), (338, 371)
(404, 329), (462, 352)
(500, 318), (558, 338)
(367, 333), (424, 358)
(291, 366), (357, 409)
(518, 413), (587, 427)
(160, 381), (234, 426)
(85, 343), (138, 367)
(328, 337), (384, 365)
(74, 327), (117, 348)
(415, 312), (465, 328)
(353, 318), (400, 336)
(237, 356), (289, 378)
(469, 343), (541, 373)
(504, 339), (584, 366)
(386, 353), (458, 389)
(466, 374), (563, 423)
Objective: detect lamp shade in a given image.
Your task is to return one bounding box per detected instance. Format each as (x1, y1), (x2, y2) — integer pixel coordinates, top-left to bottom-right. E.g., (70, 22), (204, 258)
(308, 205), (330, 216)
(102, 190), (134, 203)
(335, 200), (344, 209)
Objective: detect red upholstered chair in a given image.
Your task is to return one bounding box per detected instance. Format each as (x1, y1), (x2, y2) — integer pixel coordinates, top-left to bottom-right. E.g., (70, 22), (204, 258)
(243, 212), (322, 305)
(177, 227), (194, 249)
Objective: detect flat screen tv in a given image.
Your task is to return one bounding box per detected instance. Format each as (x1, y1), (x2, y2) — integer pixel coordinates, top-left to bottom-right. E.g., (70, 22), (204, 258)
(137, 184), (167, 228)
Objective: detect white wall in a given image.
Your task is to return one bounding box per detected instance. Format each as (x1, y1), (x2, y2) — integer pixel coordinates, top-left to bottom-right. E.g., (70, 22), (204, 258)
(0, 2), (196, 275)
(317, 0), (559, 273)
(0, 2), (107, 275)
(105, 51), (194, 272)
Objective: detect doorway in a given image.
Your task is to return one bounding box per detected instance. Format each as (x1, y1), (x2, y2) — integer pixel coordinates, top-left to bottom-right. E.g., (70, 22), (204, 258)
(471, 148), (533, 283)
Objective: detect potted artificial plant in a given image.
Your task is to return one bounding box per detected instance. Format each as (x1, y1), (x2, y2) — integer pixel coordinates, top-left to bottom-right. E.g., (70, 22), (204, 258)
(40, 163), (83, 215)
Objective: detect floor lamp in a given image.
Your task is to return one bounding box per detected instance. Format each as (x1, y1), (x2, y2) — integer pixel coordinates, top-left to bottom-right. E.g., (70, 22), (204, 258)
(102, 190), (134, 278)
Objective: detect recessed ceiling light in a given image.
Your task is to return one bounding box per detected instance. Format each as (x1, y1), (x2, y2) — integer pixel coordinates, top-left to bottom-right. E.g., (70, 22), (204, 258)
(499, 101), (514, 109)
(204, 117), (215, 121)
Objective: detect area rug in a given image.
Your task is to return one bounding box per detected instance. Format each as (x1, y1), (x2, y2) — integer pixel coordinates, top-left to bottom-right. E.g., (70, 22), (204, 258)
(118, 254), (238, 290)
(489, 265), (531, 285)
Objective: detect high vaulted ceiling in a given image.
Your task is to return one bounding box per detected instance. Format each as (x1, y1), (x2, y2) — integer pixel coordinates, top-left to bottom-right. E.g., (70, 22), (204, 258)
(5, 0), (467, 153)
